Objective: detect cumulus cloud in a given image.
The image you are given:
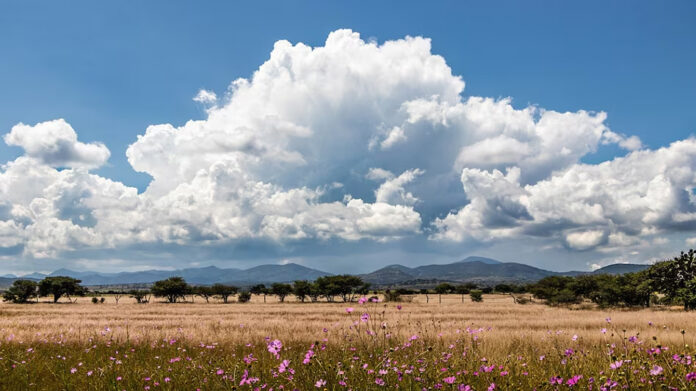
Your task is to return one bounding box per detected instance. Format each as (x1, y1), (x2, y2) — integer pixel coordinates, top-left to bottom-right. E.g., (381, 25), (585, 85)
(193, 89), (218, 105)
(434, 138), (696, 252)
(4, 119), (110, 169)
(0, 29), (690, 268)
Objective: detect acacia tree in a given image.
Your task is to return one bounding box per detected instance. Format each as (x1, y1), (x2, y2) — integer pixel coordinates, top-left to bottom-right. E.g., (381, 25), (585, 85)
(293, 280), (312, 302)
(39, 276), (86, 303)
(211, 284), (238, 303)
(271, 283), (293, 302)
(196, 286), (215, 303)
(250, 284), (268, 303)
(3, 279), (38, 303)
(151, 277), (191, 303)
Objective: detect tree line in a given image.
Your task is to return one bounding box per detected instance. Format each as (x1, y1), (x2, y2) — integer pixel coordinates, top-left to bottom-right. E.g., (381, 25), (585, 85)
(528, 249), (696, 310)
(2, 275), (374, 304)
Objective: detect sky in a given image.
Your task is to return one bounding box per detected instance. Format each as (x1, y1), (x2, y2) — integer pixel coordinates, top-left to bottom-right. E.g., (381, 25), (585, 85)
(0, 1), (695, 275)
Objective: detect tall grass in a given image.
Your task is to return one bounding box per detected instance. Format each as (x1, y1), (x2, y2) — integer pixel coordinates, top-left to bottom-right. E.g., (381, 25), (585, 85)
(0, 295), (694, 389)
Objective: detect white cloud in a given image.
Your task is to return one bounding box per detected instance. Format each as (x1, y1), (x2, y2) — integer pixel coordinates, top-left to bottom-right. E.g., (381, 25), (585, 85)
(4, 119), (110, 169)
(0, 29), (691, 268)
(435, 138), (696, 251)
(193, 89), (218, 104)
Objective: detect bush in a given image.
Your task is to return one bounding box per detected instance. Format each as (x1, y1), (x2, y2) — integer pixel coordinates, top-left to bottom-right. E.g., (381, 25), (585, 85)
(470, 290), (483, 302)
(91, 297), (99, 304)
(237, 291), (252, 303)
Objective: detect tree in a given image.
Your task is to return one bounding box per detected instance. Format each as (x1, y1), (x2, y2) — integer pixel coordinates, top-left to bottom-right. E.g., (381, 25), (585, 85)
(130, 289), (150, 304)
(434, 283), (454, 303)
(308, 282), (321, 302)
(454, 285), (471, 302)
(271, 283), (293, 302)
(649, 250), (696, 310)
(196, 286), (215, 303)
(151, 277), (191, 303)
(250, 284), (268, 303)
(470, 290), (483, 302)
(293, 280), (312, 302)
(211, 284), (238, 303)
(315, 275), (365, 302)
(237, 291), (252, 303)
(38, 276), (86, 303)
(3, 279), (38, 303)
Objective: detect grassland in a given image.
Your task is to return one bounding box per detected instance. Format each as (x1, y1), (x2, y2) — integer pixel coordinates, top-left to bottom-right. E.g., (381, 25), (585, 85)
(0, 294), (694, 389)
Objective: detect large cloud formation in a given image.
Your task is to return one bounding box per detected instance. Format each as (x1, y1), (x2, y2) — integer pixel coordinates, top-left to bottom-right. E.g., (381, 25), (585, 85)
(0, 30), (692, 266)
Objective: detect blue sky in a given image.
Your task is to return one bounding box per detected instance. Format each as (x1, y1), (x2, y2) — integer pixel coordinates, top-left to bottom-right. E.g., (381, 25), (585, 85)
(0, 2), (695, 274)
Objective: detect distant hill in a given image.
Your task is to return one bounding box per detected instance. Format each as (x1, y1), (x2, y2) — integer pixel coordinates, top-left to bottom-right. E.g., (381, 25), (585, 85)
(361, 257), (652, 287)
(39, 263), (330, 286)
(5, 257), (652, 288)
(592, 263), (651, 275)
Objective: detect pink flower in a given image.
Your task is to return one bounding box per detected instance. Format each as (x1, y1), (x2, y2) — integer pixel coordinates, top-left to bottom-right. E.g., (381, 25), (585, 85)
(686, 372), (696, 381)
(572, 334), (578, 341)
(488, 383), (496, 391)
(396, 305), (402, 310)
(610, 360), (623, 370)
(279, 360), (290, 373)
(566, 375), (582, 387)
(70, 368), (77, 374)
(267, 339), (283, 358)
(443, 376), (456, 384)
(216, 369), (224, 375)
(164, 377), (171, 383)
(375, 378), (385, 386)
(86, 371), (93, 377)
(358, 297), (368, 304)
(346, 307), (354, 313)
(459, 386), (472, 391)
(315, 379), (326, 388)
(303, 349), (315, 364)
(360, 313), (370, 322)
(650, 365), (663, 376)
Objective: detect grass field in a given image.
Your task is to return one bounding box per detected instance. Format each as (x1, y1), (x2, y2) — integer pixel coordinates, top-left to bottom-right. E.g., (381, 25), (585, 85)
(1, 294), (694, 389)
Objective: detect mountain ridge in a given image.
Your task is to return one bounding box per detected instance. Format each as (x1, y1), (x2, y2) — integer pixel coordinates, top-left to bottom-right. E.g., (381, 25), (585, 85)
(5, 258), (651, 287)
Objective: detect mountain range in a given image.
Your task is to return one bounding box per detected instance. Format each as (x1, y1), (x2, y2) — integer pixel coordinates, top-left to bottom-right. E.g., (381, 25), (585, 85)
(2, 256), (651, 288)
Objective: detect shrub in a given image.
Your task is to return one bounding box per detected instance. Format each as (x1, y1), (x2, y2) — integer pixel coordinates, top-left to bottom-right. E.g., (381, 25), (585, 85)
(237, 291), (252, 303)
(91, 297), (99, 304)
(470, 290), (483, 302)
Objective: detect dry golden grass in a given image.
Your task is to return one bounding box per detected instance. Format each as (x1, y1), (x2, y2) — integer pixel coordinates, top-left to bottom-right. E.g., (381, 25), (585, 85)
(1, 294), (693, 348)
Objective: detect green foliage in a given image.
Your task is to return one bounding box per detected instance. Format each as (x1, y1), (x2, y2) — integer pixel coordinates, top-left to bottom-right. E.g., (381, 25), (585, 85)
(434, 283), (455, 294)
(314, 275), (365, 302)
(91, 297), (99, 304)
(129, 289), (150, 303)
(211, 283), (238, 303)
(237, 291), (252, 303)
(270, 283), (293, 302)
(469, 290), (483, 302)
(528, 252), (683, 308)
(151, 277), (191, 303)
(195, 286), (215, 303)
(649, 249), (696, 310)
(2, 279), (38, 303)
(292, 280), (312, 302)
(38, 276), (86, 303)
